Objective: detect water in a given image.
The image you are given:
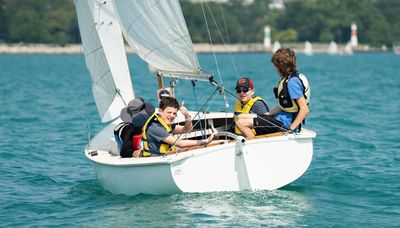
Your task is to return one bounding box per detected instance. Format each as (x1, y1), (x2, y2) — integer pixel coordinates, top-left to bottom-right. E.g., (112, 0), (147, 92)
(0, 52), (399, 227)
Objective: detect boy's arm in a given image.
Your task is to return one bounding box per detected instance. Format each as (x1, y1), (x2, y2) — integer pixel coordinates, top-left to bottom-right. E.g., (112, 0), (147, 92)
(266, 106), (282, 116)
(290, 97), (309, 130)
(163, 134), (214, 148)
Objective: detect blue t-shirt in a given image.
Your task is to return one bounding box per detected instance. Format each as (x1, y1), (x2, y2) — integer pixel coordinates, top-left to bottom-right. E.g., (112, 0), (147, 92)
(274, 77), (304, 128)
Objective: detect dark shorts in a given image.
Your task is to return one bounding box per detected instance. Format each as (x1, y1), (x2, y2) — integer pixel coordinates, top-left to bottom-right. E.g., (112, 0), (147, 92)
(253, 114), (287, 135)
(114, 123), (142, 158)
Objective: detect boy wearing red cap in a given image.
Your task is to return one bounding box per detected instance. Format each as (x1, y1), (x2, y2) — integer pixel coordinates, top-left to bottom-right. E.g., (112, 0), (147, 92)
(233, 77), (270, 136)
(236, 48), (310, 137)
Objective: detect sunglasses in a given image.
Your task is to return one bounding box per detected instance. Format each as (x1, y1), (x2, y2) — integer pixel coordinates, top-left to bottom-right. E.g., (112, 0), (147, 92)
(236, 87), (250, 94)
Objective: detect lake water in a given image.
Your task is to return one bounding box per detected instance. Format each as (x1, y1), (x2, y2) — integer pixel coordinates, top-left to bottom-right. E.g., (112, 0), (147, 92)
(0, 52), (399, 227)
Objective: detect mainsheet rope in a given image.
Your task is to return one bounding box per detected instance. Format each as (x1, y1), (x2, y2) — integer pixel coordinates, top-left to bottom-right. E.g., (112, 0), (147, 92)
(167, 87), (220, 153)
(165, 1), (289, 153)
(204, 3), (240, 80)
(213, 83), (290, 133)
(167, 83), (289, 155)
(191, 80), (206, 139)
(199, 1), (223, 87)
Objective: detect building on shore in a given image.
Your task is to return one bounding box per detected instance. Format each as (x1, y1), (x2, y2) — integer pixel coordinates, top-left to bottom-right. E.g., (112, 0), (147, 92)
(263, 26), (271, 49)
(351, 23), (358, 48)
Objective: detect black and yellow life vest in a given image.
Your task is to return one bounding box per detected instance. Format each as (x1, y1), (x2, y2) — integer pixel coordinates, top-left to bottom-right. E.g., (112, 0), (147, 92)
(142, 113), (175, 157)
(274, 73), (310, 113)
(233, 96), (267, 135)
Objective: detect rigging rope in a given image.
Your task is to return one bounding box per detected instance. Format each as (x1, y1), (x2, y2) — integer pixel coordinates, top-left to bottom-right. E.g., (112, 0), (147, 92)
(199, 1), (290, 134)
(168, 80), (290, 155)
(205, 3), (240, 80)
(199, 1), (224, 87)
(167, 87), (220, 153)
(191, 80), (206, 139)
(209, 80), (290, 133)
(164, 1), (290, 154)
(200, 1), (242, 109)
(115, 88), (127, 106)
(82, 1), (105, 145)
(95, 1), (127, 108)
(83, 94), (91, 145)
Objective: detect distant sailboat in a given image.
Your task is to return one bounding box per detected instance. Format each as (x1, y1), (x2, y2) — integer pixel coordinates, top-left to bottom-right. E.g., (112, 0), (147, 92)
(343, 42), (353, 55)
(272, 41), (281, 53)
(327, 41), (338, 55)
(394, 44), (400, 55)
(304, 41), (313, 56)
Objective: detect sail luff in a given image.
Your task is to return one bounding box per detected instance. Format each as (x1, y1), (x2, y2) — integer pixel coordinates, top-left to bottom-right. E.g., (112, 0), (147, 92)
(75, 0), (134, 122)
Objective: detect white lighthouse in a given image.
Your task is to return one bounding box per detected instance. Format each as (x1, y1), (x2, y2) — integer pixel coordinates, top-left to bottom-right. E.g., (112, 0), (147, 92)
(263, 26), (271, 49)
(351, 23), (358, 47)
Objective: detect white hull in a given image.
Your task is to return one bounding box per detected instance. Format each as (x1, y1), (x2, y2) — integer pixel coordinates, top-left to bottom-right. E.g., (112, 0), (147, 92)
(85, 114), (316, 195)
(76, 1), (316, 196)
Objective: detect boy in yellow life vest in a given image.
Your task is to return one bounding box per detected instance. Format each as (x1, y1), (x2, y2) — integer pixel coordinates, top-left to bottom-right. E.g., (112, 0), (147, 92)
(233, 77), (270, 136)
(142, 97), (215, 157)
(236, 48), (310, 138)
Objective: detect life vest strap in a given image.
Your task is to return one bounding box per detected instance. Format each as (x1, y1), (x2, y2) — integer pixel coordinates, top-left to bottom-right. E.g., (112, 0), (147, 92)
(142, 113), (175, 156)
(143, 149), (165, 156)
(233, 97), (267, 135)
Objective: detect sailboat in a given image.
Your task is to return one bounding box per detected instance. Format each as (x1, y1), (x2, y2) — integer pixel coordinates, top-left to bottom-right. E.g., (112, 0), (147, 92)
(393, 44), (400, 55)
(304, 41), (313, 56)
(75, 0), (316, 196)
(343, 41), (353, 55)
(327, 41), (338, 55)
(272, 41), (281, 53)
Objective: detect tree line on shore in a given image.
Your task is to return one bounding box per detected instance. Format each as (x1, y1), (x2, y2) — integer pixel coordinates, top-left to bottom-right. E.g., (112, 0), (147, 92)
(0, 0), (399, 46)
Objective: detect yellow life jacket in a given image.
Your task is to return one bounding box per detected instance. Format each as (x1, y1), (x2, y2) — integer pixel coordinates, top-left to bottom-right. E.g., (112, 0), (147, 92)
(142, 113), (175, 157)
(233, 96), (266, 135)
(275, 73), (310, 113)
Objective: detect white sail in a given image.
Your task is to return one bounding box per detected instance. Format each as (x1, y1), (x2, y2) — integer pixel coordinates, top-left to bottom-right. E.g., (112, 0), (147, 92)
(304, 41), (313, 56)
(112, 0), (202, 78)
(327, 41), (338, 55)
(272, 41), (281, 53)
(344, 41), (353, 55)
(75, 0), (134, 122)
(395, 45), (400, 55)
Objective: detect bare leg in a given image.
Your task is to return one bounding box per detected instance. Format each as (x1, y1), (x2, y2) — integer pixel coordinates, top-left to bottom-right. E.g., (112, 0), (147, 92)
(235, 114), (256, 138)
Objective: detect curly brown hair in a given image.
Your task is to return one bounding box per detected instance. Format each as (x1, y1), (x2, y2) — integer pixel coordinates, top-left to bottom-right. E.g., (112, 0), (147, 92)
(271, 48), (297, 78)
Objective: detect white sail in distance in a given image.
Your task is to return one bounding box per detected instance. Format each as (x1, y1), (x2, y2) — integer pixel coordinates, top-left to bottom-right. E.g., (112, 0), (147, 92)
(272, 41), (281, 53)
(304, 41), (313, 56)
(344, 42), (353, 55)
(75, 0), (134, 122)
(112, 0), (203, 79)
(328, 41), (338, 55)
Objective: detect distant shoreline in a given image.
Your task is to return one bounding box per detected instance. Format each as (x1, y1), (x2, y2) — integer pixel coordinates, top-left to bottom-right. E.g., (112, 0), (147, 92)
(0, 43), (388, 54)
